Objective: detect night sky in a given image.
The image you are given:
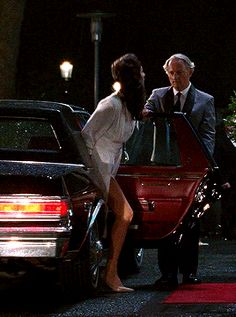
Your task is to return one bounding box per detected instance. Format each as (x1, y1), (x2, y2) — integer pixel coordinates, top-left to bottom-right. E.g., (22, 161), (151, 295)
(18, 0), (236, 114)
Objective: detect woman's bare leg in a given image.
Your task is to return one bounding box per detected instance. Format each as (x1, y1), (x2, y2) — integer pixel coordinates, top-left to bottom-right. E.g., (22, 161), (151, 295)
(105, 177), (134, 291)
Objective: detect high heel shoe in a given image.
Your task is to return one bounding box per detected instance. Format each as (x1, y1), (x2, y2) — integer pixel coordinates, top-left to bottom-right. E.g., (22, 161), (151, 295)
(104, 280), (134, 293)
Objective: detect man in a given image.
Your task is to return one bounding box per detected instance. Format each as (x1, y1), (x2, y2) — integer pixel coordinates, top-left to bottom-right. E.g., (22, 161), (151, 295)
(144, 53), (216, 290)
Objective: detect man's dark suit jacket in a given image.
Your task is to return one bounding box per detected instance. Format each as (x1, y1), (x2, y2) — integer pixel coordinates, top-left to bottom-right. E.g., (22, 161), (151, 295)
(145, 84), (216, 154)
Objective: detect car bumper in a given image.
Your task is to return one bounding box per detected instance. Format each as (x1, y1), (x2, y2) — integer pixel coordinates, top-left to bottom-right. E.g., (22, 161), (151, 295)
(0, 227), (70, 257)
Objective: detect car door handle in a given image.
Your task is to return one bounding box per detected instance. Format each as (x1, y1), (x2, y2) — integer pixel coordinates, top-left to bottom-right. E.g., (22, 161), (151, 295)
(139, 199), (156, 211)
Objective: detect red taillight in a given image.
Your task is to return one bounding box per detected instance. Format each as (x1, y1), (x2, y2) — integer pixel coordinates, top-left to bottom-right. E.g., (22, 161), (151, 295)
(0, 198), (69, 217)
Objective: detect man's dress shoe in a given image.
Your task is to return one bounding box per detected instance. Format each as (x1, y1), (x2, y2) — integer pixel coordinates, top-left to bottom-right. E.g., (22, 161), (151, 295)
(153, 276), (178, 291)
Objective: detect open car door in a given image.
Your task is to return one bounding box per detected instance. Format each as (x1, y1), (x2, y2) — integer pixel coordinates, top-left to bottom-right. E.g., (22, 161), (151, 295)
(116, 113), (219, 246)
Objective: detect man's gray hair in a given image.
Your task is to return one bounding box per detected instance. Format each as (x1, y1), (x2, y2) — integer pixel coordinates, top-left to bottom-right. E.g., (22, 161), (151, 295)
(163, 53), (195, 72)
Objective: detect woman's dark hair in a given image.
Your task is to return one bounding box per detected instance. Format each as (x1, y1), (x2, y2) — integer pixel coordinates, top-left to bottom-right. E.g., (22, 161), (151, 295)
(111, 53), (146, 120)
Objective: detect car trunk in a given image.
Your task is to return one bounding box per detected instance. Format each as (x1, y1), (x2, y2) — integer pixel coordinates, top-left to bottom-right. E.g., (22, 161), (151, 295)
(0, 161), (85, 257)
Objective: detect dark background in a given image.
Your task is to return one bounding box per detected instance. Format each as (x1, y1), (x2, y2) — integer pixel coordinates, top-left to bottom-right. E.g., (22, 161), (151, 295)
(17, 0), (236, 113)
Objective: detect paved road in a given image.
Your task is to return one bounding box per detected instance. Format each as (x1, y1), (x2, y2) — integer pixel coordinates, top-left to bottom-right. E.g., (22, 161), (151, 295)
(0, 238), (235, 316)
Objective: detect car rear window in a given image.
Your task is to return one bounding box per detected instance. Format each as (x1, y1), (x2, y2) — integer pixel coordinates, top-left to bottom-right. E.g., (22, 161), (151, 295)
(0, 116), (84, 164)
(122, 117), (181, 166)
(0, 118), (60, 151)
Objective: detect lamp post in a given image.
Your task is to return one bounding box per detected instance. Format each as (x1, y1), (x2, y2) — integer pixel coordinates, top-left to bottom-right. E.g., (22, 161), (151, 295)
(77, 12), (114, 108)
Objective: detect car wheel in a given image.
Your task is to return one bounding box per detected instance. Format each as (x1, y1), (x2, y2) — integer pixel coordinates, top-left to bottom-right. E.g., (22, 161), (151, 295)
(79, 221), (103, 292)
(118, 244), (144, 275)
(58, 221), (103, 296)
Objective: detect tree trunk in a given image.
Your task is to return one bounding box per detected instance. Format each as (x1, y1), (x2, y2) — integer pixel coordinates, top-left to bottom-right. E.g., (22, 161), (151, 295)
(0, 0), (26, 98)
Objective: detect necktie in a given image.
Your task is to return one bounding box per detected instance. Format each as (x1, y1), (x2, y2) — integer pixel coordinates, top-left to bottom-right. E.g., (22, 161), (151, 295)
(174, 92), (181, 112)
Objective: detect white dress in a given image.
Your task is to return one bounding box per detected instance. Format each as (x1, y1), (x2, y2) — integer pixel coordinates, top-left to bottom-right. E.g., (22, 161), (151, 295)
(81, 92), (135, 193)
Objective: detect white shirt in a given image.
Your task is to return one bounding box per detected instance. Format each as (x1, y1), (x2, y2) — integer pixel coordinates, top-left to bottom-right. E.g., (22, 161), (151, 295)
(173, 83), (191, 111)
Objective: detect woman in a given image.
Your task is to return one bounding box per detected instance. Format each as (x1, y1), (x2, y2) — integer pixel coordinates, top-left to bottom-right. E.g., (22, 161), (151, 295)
(82, 53), (145, 292)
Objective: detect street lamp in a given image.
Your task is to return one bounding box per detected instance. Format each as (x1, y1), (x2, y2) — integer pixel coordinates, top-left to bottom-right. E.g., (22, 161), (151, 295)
(59, 61), (73, 101)
(77, 12), (114, 108)
(60, 61), (73, 81)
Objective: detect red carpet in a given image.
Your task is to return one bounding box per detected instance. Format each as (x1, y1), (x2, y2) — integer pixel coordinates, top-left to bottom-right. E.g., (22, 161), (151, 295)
(163, 283), (236, 304)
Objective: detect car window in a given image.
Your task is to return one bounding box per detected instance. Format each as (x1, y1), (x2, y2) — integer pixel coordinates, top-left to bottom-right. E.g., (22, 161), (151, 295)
(0, 118), (60, 151)
(121, 118), (181, 166)
(74, 111), (90, 130)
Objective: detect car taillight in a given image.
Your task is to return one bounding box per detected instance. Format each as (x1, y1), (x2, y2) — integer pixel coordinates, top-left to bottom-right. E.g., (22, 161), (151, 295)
(0, 198), (69, 217)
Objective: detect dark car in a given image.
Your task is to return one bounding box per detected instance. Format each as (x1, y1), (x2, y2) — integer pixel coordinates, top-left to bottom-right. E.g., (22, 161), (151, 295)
(0, 100), (107, 296)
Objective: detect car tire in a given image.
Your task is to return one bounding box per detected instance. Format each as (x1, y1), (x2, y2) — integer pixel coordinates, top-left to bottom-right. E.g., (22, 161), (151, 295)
(118, 243), (144, 275)
(58, 220), (103, 297)
(78, 220), (103, 293)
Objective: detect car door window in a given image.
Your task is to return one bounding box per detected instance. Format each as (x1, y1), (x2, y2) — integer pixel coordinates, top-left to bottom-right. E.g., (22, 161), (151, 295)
(122, 118), (181, 166)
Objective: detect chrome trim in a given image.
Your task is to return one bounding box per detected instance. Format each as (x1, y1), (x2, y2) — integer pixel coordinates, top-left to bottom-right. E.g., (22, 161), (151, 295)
(129, 225), (139, 230)
(78, 198), (105, 252)
(141, 182), (172, 187)
(0, 226), (69, 233)
(117, 173), (202, 179)
(0, 240), (57, 257)
(87, 198), (105, 231)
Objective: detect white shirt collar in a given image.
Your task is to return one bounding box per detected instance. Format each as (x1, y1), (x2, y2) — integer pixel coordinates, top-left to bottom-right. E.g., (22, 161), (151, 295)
(173, 82), (191, 96)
